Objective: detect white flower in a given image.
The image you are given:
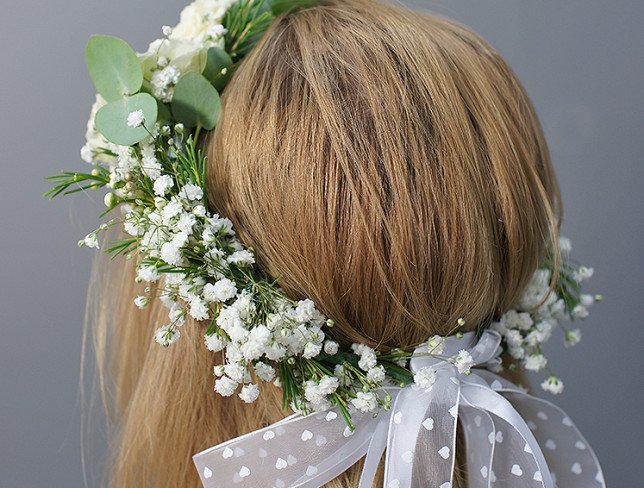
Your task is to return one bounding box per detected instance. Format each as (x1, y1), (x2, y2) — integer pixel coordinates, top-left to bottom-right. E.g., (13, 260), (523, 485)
(352, 344), (377, 371)
(224, 362), (246, 382)
(502, 310), (533, 331)
(564, 329), (582, 347)
(253, 362), (275, 382)
(134, 296), (149, 309)
(203, 278), (237, 302)
(454, 350), (474, 374)
(580, 294), (595, 307)
(80, 143), (94, 163)
(238, 383), (260, 403)
(160, 241), (182, 266)
(367, 365), (386, 383)
(207, 24), (227, 39)
(170, 0), (236, 44)
(351, 392), (378, 413)
(214, 375), (238, 396)
(189, 299), (210, 321)
(179, 183), (204, 201)
(571, 305), (589, 319)
(162, 25), (173, 36)
(240, 325), (271, 361)
(264, 342), (287, 361)
(169, 306), (186, 325)
(524, 354), (548, 372)
(323, 340), (339, 355)
(303, 341), (322, 359)
(151, 65), (181, 103)
(294, 299), (316, 322)
(535, 319), (554, 343)
(153, 175), (174, 196)
(126, 109), (145, 128)
(176, 212), (197, 234)
(426, 335), (445, 355)
(227, 249), (255, 266)
(304, 376), (339, 407)
(413, 366), (437, 389)
(541, 375), (564, 394)
(573, 266), (594, 282)
(505, 329), (523, 348)
(193, 205), (207, 217)
(137, 265), (159, 282)
(204, 333), (226, 352)
(558, 236), (572, 256)
(83, 233), (99, 249)
(154, 325), (180, 346)
(213, 364), (225, 377)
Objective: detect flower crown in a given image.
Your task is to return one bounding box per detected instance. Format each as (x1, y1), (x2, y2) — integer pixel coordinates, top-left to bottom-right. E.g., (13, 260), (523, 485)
(46, 0), (599, 427)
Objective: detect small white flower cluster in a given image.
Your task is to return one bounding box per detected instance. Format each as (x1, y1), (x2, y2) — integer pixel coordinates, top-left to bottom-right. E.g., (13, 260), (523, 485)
(213, 298), (332, 402)
(411, 345), (474, 392)
(490, 236), (599, 393)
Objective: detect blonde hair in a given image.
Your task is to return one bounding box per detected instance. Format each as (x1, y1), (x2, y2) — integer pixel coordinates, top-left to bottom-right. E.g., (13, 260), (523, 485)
(90, 0), (561, 486)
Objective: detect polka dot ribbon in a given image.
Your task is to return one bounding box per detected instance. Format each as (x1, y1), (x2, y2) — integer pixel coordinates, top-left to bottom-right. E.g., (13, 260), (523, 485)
(193, 331), (605, 487)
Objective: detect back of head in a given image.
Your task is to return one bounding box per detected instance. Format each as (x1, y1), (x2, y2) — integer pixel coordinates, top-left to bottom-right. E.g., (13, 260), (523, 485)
(98, 0), (561, 486)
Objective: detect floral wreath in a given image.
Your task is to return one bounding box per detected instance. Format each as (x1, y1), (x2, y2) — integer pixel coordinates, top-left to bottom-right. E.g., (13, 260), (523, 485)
(46, 0), (599, 428)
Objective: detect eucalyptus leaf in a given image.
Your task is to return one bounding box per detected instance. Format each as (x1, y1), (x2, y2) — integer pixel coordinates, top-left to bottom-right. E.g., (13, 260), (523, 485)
(156, 100), (172, 126)
(95, 93), (158, 146)
(202, 47), (233, 83)
(86, 35), (143, 102)
(171, 72), (221, 130)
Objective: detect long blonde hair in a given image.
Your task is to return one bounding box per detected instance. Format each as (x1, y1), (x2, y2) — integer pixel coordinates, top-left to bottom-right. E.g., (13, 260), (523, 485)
(90, 1), (561, 486)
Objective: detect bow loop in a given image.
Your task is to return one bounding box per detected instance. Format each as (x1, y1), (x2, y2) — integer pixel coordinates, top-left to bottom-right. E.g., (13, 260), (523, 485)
(193, 331), (605, 488)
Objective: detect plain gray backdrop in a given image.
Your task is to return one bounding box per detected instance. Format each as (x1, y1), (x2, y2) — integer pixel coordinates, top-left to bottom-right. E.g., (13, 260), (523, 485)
(1, 1), (642, 486)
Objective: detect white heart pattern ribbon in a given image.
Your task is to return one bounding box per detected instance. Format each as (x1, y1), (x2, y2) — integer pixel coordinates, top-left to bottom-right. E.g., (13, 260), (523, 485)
(193, 330), (606, 487)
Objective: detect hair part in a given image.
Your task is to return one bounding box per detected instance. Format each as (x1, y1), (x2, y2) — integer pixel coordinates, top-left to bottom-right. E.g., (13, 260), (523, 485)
(90, 1), (561, 486)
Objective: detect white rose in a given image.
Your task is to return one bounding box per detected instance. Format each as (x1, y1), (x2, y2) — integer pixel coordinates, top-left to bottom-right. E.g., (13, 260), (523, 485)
(171, 0), (236, 44)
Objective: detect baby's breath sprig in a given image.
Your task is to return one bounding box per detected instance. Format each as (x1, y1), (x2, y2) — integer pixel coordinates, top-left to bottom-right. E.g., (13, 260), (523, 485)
(490, 236), (599, 394)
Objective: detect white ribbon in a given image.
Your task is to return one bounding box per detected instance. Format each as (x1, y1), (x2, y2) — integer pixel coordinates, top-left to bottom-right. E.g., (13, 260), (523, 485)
(193, 331), (606, 488)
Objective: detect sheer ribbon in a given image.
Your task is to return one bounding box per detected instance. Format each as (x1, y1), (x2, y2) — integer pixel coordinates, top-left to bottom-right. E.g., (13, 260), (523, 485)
(193, 331), (605, 487)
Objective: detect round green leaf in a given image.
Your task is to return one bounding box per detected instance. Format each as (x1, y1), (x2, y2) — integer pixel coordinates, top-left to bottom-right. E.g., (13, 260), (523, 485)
(202, 47), (233, 85)
(86, 35), (143, 102)
(171, 72), (221, 130)
(95, 93), (158, 146)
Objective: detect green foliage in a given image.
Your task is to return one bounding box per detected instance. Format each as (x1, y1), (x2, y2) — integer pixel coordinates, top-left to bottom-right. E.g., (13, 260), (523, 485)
(224, 0), (275, 62)
(171, 73), (221, 130)
(44, 168), (110, 199)
(202, 47), (234, 91)
(95, 93), (158, 146)
(86, 35), (143, 102)
(269, 0), (318, 15)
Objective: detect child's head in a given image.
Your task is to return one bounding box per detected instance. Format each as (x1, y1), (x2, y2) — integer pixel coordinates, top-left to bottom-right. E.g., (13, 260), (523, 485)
(99, 1), (561, 486)
(207, 0), (561, 347)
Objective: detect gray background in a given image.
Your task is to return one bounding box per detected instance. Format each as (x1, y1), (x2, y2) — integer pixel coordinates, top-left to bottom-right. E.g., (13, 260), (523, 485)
(1, 0), (642, 486)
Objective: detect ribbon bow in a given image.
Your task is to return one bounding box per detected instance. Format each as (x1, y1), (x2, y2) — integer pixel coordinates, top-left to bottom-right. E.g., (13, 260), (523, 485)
(193, 331), (605, 487)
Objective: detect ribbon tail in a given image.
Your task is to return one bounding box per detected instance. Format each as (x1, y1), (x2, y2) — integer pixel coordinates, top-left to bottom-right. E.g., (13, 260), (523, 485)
(357, 413), (390, 488)
(461, 382), (555, 488)
(384, 372), (461, 488)
(193, 408), (380, 488)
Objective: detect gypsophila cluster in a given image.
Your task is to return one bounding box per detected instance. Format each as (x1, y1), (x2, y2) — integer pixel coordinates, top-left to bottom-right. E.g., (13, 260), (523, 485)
(47, 0), (600, 427)
(490, 236), (600, 394)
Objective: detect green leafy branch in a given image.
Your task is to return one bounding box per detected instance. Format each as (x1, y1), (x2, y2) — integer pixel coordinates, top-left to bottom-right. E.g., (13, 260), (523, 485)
(44, 168), (110, 199)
